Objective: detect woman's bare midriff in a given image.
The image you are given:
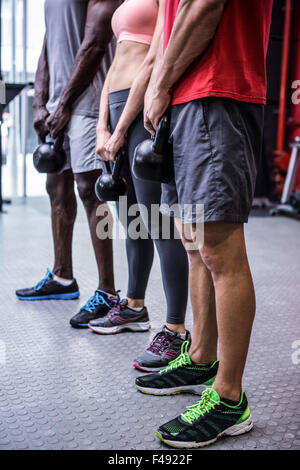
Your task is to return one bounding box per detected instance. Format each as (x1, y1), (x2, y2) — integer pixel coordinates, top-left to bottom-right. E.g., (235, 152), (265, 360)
(109, 41), (150, 93)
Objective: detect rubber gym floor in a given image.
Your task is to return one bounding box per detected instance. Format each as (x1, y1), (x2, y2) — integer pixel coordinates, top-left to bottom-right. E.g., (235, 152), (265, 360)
(0, 197), (299, 450)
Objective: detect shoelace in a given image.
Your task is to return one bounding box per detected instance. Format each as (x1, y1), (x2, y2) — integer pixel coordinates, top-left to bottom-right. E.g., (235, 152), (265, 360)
(81, 290), (118, 313)
(104, 298), (128, 318)
(148, 331), (171, 355)
(34, 268), (54, 291)
(158, 340), (190, 375)
(181, 388), (219, 424)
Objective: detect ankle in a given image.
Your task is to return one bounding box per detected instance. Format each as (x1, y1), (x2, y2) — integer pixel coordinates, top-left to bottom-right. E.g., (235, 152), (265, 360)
(165, 323), (186, 335)
(98, 285), (116, 296)
(126, 298), (145, 309)
(54, 274), (72, 283)
(188, 346), (217, 365)
(212, 381), (242, 402)
(53, 268), (73, 279)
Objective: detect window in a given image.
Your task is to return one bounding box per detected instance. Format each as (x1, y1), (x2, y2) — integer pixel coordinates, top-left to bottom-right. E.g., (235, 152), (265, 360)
(1, 0), (46, 197)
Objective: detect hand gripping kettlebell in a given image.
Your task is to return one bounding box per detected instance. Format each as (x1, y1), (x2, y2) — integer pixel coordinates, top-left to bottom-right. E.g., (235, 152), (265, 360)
(95, 153), (128, 202)
(132, 114), (174, 184)
(33, 132), (66, 174)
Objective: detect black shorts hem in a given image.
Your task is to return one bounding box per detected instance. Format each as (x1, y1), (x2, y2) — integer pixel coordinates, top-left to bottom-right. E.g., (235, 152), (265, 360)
(160, 205), (248, 224)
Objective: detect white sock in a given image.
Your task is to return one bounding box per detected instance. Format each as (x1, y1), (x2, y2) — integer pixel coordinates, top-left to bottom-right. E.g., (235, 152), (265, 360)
(54, 275), (73, 286)
(178, 331), (187, 340)
(129, 306), (143, 312)
(165, 325), (186, 340)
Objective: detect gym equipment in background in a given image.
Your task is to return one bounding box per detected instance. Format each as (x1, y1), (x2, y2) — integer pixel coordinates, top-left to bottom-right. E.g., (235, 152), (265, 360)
(33, 132), (66, 174)
(270, 136), (300, 217)
(95, 153), (127, 202)
(132, 115), (174, 184)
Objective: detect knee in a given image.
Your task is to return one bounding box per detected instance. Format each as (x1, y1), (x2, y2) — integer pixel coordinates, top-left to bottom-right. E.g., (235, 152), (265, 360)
(46, 178), (73, 205)
(46, 178), (59, 204)
(46, 178), (76, 220)
(200, 245), (225, 276)
(77, 178), (97, 211)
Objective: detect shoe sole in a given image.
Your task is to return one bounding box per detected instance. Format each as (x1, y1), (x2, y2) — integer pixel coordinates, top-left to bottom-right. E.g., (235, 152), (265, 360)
(135, 381), (213, 396)
(156, 415), (253, 449)
(88, 321), (151, 335)
(70, 322), (89, 329)
(17, 292), (80, 301)
(133, 362), (166, 373)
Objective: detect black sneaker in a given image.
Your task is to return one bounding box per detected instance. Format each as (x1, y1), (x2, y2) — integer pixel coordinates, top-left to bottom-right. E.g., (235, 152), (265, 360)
(88, 299), (150, 334)
(135, 341), (218, 395)
(133, 325), (192, 372)
(16, 269), (79, 301)
(70, 290), (117, 328)
(156, 388), (253, 448)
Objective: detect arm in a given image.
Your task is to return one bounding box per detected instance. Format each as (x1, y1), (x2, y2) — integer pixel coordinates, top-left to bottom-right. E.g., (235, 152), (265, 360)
(143, 33), (164, 131)
(47, 0), (120, 137)
(145, 0), (227, 133)
(96, 64), (115, 159)
(99, 0), (165, 161)
(33, 36), (50, 139)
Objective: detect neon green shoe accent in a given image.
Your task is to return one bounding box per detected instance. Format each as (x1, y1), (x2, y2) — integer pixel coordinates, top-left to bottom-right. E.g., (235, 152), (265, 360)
(158, 342), (218, 377)
(181, 388), (220, 424)
(158, 340), (191, 375)
(203, 375), (216, 386)
(236, 404), (250, 424)
(134, 383), (153, 395)
(219, 390), (245, 408)
(155, 431), (182, 449)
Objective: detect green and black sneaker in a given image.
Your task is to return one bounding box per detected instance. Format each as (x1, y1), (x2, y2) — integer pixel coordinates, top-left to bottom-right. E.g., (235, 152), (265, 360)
(135, 341), (218, 396)
(156, 388), (253, 449)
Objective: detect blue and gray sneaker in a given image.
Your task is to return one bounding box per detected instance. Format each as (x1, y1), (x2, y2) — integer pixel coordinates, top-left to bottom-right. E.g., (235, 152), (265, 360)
(69, 289), (118, 328)
(16, 269), (80, 301)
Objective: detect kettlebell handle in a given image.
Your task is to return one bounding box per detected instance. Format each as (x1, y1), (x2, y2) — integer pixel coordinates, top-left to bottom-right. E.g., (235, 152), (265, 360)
(112, 153), (123, 182)
(53, 131), (65, 152)
(39, 131), (64, 151)
(104, 152), (124, 182)
(104, 161), (111, 174)
(153, 114), (170, 154)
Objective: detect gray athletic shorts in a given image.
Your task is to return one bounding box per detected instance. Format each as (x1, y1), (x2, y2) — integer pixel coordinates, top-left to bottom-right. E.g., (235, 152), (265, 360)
(60, 114), (103, 174)
(161, 97), (264, 224)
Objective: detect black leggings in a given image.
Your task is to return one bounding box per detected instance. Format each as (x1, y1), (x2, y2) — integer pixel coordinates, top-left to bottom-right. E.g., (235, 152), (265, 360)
(108, 88), (188, 324)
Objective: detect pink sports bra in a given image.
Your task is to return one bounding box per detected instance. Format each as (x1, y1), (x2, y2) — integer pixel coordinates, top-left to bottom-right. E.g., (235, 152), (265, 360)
(112, 0), (158, 46)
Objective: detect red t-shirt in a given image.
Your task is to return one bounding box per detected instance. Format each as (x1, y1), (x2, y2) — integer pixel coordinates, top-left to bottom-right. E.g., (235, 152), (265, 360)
(164, 0), (273, 105)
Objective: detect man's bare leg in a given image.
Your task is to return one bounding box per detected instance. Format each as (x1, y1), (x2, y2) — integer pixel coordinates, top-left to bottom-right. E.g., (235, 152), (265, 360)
(198, 222), (256, 401)
(176, 219), (218, 363)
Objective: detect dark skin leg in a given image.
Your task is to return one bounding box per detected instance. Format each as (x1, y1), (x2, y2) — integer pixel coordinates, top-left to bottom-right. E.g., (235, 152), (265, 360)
(74, 170), (115, 294)
(46, 169), (77, 279)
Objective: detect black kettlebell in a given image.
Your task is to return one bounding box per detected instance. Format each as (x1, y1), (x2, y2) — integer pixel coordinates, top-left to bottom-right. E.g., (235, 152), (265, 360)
(132, 115), (174, 184)
(95, 153), (127, 202)
(33, 132), (66, 174)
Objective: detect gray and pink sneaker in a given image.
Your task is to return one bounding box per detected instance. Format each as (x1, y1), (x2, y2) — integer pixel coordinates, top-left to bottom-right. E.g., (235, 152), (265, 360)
(133, 325), (192, 373)
(88, 299), (150, 335)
